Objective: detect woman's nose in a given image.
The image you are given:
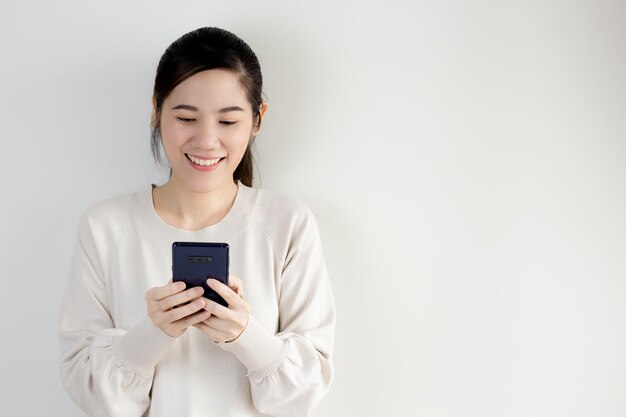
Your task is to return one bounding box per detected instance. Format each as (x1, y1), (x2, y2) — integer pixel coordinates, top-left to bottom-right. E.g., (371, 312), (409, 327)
(194, 120), (221, 147)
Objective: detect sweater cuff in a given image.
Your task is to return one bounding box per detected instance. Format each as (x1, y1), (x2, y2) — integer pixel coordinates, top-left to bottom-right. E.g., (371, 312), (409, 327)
(112, 316), (177, 376)
(215, 315), (288, 377)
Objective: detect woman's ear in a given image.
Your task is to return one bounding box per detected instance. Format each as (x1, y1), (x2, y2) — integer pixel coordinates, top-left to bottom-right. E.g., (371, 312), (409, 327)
(150, 96), (158, 129)
(253, 102), (268, 135)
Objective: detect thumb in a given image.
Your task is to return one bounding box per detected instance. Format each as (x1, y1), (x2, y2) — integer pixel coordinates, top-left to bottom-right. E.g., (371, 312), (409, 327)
(229, 275), (245, 298)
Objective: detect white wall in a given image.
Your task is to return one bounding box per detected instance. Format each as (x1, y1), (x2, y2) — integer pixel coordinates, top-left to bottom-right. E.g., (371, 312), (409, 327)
(2, 1), (625, 416)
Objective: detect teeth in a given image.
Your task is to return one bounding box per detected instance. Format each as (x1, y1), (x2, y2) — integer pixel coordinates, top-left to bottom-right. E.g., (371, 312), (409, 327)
(188, 154), (222, 166)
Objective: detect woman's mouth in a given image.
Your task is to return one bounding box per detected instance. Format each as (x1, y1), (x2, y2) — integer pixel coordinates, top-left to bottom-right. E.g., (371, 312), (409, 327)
(185, 153), (225, 171)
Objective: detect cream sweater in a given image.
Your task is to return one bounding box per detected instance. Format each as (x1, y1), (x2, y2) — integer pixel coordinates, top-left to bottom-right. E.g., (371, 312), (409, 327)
(58, 181), (336, 417)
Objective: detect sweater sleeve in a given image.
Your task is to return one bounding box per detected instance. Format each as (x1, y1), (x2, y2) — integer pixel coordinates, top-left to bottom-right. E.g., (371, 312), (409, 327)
(58, 212), (176, 417)
(216, 204), (336, 417)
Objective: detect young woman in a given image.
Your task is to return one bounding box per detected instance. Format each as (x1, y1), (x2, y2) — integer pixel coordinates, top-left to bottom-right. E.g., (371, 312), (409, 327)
(59, 27), (336, 417)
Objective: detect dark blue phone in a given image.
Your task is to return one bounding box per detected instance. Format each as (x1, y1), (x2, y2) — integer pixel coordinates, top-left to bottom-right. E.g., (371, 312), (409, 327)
(172, 242), (229, 307)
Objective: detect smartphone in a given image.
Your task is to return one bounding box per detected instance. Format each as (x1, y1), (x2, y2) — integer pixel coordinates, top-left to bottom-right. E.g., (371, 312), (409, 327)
(172, 242), (229, 307)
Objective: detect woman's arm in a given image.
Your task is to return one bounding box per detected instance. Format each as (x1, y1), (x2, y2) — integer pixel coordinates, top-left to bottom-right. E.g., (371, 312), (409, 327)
(58, 212), (177, 417)
(215, 205), (336, 417)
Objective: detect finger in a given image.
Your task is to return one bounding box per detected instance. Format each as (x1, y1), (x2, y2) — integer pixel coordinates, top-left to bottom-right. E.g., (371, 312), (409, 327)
(201, 297), (233, 319)
(201, 315), (231, 333)
(158, 286), (204, 311)
(207, 278), (242, 309)
(172, 308), (211, 329)
(228, 275), (244, 298)
(193, 321), (231, 343)
(147, 281), (186, 301)
(165, 297), (206, 322)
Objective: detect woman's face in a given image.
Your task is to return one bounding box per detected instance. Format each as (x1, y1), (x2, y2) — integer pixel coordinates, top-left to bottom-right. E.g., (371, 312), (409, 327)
(158, 69), (259, 193)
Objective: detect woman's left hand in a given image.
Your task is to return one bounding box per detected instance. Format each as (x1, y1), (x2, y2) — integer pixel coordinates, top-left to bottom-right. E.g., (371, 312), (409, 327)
(193, 275), (251, 343)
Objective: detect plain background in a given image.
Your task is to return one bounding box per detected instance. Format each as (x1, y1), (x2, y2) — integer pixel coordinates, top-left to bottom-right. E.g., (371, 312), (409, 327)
(1, 0), (625, 416)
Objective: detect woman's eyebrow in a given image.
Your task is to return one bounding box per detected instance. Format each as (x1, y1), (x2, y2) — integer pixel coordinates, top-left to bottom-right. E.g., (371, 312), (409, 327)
(171, 104), (245, 113)
(218, 106), (245, 113)
(171, 104), (198, 111)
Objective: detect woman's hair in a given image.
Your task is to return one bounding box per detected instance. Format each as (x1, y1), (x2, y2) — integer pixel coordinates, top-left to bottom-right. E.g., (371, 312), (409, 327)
(150, 27), (264, 186)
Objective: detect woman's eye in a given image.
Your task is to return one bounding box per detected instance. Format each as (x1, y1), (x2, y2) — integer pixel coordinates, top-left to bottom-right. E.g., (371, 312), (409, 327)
(176, 117), (195, 122)
(220, 121), (238, 126)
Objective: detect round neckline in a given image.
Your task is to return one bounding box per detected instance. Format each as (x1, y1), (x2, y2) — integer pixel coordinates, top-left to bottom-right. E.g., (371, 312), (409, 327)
(131, 180), (253, 249)
(149, 182), (240, 232)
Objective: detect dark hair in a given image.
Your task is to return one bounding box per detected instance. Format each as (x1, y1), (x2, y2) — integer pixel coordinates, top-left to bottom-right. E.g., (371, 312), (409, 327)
(150, 27), (264, 186)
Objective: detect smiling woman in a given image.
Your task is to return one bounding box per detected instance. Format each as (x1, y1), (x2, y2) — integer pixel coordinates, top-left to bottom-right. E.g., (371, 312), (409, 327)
(58, 27), (336, 417)
(156, 69), (258, 198)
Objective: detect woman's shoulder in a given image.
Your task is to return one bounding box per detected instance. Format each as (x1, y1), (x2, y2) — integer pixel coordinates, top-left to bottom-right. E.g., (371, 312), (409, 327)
(82, 189), (138, 219)
(247, 185), (313, 221)
(77, 188), (145, 236)
(244, 184), (320, 239)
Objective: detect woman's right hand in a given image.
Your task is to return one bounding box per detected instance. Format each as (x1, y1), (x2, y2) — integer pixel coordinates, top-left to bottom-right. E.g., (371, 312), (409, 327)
(145, 280), (211, 337)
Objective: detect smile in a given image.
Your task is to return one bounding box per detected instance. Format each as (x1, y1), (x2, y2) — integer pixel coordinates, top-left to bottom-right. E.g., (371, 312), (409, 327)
(186, 154), (224, 166)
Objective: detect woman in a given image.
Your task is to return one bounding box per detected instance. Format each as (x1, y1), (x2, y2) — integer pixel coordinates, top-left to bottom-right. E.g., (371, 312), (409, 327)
(59, 27), (336, 417)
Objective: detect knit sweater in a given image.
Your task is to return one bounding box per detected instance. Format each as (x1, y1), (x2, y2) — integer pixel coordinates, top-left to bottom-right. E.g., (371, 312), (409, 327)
(58, 180), (336, 417)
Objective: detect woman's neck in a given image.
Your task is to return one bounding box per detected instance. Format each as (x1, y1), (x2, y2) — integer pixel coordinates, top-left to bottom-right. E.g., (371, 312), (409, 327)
(152, 178), (238, 231)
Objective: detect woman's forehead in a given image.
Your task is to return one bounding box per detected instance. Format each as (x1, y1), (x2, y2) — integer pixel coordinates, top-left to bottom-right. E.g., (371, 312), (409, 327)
(166, 69), (250, 110)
